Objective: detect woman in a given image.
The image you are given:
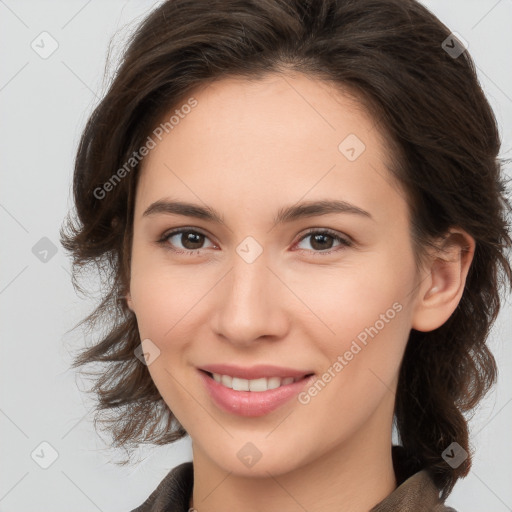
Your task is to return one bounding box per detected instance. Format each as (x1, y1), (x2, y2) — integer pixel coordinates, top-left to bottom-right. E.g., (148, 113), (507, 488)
(61, 0), (512, 510)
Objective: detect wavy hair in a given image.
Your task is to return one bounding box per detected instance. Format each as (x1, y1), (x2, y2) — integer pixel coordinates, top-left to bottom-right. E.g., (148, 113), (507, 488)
(60, 0), (512, 499)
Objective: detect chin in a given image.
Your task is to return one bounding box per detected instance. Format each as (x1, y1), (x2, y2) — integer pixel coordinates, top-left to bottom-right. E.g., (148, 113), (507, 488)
(198, 439), (311, 478)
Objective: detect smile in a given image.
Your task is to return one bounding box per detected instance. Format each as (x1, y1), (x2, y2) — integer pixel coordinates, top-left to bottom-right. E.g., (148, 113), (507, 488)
(210, 373), (305, 392)
(198, 365), (316, 417)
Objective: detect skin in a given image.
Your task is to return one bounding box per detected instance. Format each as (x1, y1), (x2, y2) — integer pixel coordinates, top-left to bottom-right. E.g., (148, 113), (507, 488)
(126, 72), (475, 512)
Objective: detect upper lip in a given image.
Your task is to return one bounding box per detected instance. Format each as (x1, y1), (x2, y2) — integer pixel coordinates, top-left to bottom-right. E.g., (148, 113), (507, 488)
(199, 364), (314, 380)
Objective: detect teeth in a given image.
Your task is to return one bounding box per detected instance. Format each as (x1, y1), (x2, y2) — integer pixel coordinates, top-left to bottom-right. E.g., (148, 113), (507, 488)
(221, 374), (232, 387)
(232, 377), (249, 391)
(267, 377), (281, 390)
(211, 373), (303, 392)
(249, 377), (269, 391)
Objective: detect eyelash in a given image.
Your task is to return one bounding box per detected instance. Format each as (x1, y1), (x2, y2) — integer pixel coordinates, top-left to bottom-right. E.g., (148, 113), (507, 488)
(156, 227), (353, 257)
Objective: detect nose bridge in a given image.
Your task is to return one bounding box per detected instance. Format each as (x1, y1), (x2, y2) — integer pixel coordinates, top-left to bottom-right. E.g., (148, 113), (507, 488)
(214, 241), (286, 344)
(232, 241), (268, 298)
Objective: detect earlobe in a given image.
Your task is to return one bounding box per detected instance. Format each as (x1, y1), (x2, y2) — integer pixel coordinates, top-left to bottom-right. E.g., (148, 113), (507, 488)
(412, 229), (475, 332)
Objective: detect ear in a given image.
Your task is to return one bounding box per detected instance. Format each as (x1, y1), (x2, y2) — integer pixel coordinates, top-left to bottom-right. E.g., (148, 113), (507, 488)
(412, 229), (475, 332)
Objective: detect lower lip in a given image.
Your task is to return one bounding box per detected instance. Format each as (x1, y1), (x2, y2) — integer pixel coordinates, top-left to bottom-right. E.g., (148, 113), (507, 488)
(199, 370), (315, 417)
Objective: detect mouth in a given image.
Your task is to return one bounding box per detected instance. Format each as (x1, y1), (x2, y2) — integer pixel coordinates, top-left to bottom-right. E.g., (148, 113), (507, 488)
(201, 370), (314, 392)
(197, 366), (316, 417)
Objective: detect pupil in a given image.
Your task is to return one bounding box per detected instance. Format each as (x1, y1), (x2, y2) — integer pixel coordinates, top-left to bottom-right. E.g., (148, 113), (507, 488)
(183, 232), (203, 249)
(312, 234), (332, 250)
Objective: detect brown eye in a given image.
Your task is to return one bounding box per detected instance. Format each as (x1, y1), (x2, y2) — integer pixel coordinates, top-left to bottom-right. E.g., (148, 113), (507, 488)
(295, 229), (352, 255)
(159, 228), (215, 253)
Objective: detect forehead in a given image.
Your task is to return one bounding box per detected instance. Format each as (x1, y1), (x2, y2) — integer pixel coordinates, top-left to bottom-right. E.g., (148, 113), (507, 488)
(134, 72), (404, 225)
(143, 72), (387, 163)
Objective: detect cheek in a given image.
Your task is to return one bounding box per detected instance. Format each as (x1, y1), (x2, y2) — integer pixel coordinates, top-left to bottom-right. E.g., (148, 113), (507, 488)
(296, 252), (414, 397)
(128, 261), (203, 419)
(129, 278), (172, 339)
(295, 274), (411, 439)
(293, 255), (414, 347)
(128, 242), (210, 338)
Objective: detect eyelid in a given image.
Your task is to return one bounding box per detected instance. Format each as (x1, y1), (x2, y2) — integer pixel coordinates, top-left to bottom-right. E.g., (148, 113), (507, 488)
(157, 226), (353, 254)
(293, 227), (353, 255)
(296, 227), (352, 245)
(157, 226), (218, 247)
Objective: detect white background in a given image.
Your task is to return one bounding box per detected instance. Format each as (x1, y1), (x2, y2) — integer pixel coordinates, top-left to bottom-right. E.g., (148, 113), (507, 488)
(0, 1), (511, 510)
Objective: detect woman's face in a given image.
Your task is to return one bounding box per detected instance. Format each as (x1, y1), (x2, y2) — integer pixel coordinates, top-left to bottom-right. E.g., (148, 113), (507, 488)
(127, 72), (428, 476)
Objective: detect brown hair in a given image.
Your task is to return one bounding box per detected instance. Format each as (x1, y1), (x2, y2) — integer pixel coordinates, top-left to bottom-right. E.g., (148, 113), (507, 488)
(60, 0), (512, 499)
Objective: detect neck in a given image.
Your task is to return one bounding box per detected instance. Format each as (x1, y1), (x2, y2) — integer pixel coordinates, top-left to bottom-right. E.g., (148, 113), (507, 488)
(190, 428), (397, 512)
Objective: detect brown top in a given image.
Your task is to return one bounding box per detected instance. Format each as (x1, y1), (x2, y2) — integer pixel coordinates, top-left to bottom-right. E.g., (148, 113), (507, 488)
(130, 446), (458, 512)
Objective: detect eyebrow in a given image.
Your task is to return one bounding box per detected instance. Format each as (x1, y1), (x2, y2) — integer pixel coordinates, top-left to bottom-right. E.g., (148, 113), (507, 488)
(142, 198), (373, 227)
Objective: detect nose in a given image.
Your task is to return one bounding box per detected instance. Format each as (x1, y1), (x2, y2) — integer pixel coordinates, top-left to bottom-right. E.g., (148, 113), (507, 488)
(212, 249), (289, 347)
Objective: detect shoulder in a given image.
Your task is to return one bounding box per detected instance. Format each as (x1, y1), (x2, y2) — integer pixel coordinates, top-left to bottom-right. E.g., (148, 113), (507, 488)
(370, 469), (460, 511)
(129, 461), (194, 512)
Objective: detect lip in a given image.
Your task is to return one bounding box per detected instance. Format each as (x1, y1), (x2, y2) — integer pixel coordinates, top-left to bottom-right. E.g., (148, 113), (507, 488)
(198, 367), (316, 417)
(199, 363), (313, 380)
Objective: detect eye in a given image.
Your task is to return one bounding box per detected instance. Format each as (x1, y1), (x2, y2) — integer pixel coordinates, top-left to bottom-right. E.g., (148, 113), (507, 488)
(158, 228), (216, 255)
(294, 228), (352, 256)
(157, 227), (352, 256)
